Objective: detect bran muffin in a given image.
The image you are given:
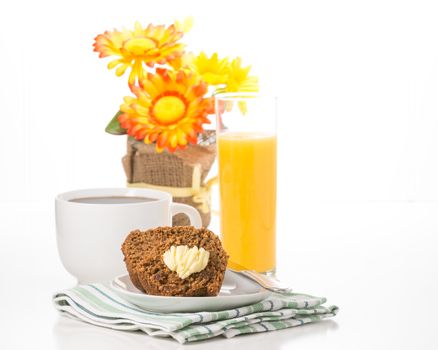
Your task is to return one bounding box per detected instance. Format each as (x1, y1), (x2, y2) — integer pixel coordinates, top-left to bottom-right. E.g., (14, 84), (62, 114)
(121, 226), (229, 297)
(121, 229), (166, 292)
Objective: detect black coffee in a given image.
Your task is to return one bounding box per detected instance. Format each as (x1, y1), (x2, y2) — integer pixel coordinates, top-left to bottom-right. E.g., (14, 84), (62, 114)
(69, 196), (157, 204)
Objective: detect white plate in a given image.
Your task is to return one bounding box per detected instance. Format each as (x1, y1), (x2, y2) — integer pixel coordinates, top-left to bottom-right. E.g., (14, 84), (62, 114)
(110, 270), (271, 313)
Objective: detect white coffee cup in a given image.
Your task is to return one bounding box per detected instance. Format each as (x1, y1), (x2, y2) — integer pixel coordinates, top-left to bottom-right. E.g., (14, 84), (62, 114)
(55, 188), (202, 283)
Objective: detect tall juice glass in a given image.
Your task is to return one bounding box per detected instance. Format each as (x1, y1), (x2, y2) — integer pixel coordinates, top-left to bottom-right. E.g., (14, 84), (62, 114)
(215, 93), (277, 273)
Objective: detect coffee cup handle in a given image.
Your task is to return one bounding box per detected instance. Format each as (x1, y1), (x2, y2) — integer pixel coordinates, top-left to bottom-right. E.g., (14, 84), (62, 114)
(170, 203), (203, 228)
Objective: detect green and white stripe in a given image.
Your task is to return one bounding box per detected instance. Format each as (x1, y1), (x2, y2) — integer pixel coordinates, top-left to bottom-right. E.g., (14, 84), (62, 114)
(53, 284), (338, 344)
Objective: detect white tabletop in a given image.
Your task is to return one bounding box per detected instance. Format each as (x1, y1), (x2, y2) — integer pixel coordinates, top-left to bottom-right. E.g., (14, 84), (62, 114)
(1, 200), (437, 349)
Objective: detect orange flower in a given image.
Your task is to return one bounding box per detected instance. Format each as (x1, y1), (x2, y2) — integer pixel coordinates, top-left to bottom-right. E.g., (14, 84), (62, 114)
(119, 69), (212, 153)
(93, 22), (185, 86)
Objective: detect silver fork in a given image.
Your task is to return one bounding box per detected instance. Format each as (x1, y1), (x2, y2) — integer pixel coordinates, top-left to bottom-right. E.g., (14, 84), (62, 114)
(229, 269), (292, 294)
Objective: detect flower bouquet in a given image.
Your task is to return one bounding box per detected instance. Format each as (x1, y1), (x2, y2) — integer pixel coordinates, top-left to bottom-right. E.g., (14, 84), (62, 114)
(93, 18), (258, 226)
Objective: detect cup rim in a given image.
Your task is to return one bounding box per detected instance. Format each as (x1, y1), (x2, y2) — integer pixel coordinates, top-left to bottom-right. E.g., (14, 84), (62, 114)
(55, 187), (171, 206)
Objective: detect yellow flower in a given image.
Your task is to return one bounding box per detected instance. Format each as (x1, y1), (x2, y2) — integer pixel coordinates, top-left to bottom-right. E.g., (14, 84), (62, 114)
(174, 17), (194, 33)
(186, 53), (259, 93)
(191, 52), (230, 86)
(118, 69), (212, 153)
(93, 21), (185, 86)
(167, 52), (195, 72)
(224, 57), (258, 93)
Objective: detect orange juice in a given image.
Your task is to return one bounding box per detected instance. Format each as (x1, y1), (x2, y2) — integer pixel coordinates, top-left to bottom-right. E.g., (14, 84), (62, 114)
(218, 132), (277, 272)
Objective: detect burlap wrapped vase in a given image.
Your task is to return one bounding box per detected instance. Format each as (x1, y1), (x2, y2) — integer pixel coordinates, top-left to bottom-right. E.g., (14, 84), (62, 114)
(122, 133), (217, 227)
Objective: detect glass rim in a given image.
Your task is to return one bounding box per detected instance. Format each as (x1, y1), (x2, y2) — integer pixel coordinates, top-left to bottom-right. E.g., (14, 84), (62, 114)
(214, 92), (278, 101)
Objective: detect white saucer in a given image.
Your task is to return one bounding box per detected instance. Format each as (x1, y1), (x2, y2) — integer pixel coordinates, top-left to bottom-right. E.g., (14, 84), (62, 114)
(110, 270), (271, 313)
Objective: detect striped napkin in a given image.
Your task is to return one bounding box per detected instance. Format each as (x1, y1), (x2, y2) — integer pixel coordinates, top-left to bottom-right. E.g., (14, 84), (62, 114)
(53, 284), (338, 344)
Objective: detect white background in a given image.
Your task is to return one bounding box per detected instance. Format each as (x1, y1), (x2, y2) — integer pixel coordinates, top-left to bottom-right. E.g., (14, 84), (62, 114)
(1, 0), (438, 349)
(2, 0), (438, 203)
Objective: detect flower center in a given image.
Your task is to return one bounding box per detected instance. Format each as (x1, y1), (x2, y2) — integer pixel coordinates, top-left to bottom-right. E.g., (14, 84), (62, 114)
(124, 37), (157, 55)
(152, 96), (186, 125)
